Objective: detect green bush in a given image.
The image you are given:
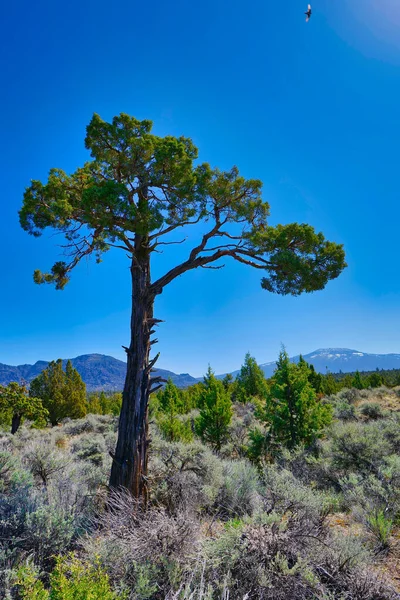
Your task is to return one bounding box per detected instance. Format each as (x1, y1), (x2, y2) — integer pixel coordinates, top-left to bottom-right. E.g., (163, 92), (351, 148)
(359, 402), (384, 420)
(217, 460), (262, 517)
(329, 421), (392, 474)
(70, 434), (106, 466)
(366, 510), (393, 552)
(16, 554), (124, 599)
(158, 413), (194, 443)
(334, 400), (356, 420)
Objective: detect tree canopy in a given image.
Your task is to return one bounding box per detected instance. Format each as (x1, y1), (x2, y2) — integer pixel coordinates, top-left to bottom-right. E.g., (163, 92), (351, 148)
(30, 360), (86, 425)
(20, 113), (346, 296)
(235, 352), (269, 402)
(261, 350), (332, 450)
(0, 382), (48, 434)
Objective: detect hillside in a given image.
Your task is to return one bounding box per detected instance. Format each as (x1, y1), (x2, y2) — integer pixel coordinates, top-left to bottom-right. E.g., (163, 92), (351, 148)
(256, 348), (400, 378)
(0, 354), (198, 391)
(2, 348), (400, 391)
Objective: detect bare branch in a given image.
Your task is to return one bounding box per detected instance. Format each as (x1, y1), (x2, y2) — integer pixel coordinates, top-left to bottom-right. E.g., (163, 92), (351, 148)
(200, 264), (225, 270)
(148, 216), (202, 241)
(152, 237), (187, 248)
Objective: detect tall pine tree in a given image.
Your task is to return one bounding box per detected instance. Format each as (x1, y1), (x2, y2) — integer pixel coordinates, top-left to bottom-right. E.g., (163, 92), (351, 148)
(20, 113), (346, 497)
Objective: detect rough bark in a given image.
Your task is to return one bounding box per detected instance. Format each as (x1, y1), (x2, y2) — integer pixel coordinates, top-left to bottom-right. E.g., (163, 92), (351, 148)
(11, 413), (22, 435)
(109, 239), (155, 501)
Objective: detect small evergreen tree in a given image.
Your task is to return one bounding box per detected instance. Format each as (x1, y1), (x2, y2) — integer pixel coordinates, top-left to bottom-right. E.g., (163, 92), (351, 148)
(298, 356), (323, 394)
(367, 372), (384, 388)
(352, 370), (364, 390)
(222, 373), (234, 391)
(0, 382), (48, 434)
(341, 374), (354, 389)
(235, 353), (268, 403)
(262, 350), (332, 450)
(64, 360), (87, 419)
(195, 367), (232, 451)
(320, 372), (339, 396)
(87, 393), (102, 414)
(157, 379), (193, 441)
(30, 359), (87, 425)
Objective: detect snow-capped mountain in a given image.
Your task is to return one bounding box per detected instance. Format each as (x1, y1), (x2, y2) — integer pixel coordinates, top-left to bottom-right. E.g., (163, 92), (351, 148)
(257, 348), (400, 378)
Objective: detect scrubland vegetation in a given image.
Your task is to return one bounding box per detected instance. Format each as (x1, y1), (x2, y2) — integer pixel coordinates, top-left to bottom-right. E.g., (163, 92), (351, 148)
(1, 352), (400, 599)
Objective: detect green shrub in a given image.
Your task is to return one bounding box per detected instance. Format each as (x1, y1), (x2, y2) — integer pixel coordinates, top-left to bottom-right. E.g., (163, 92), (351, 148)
(329, 421), (392, 474)
(217, 460), (262, 517)
(366, 510), (393, 552)
(359, 402), (384, 420)
(158, 413), (194, 443)
(334, 400), (356, 420)
(70, 434), (106, 466)
(150, 439), (223, 513)
(22, 441), (69, 485)
(16, 554), (124, 599)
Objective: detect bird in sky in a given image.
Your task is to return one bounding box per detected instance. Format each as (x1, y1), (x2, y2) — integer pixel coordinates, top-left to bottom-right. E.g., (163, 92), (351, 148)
(305, 4), (312, 22)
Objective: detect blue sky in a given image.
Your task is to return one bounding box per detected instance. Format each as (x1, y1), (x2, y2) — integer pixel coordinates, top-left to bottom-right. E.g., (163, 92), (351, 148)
(2, 0), (400, 376)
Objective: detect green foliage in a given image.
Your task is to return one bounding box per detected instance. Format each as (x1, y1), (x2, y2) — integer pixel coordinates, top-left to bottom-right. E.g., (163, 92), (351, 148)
(15, 564), (48, 600)
(20, 112), (345, 295)
(16, 554), (123, 599)
(195, 368), (233, 451)
(86, 392), (122, 416)
(217, 460), (262, 516)
(366, 510), (393, 552)
(307, 363), (323, 393)
(329, 420), (392, 473)
(1, 409), (400, 599)
(30, 360), (86, 425)
(246, 425), (271, 465)
(366, 372), (384, 388)
(352, 370), (365, 390)
(0, 382), (48, 434)
(261, 350), (333, 451)
(234, 352), (268, 403)
(156, 380), (194, 442)
(320, 373), (340, 396)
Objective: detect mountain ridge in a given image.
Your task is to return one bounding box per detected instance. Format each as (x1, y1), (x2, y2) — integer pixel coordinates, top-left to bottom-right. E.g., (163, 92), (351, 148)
(1, 348), (400, 390)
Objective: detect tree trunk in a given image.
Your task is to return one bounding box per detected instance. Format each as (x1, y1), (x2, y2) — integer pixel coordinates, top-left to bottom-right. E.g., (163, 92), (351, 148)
(109, 250), (154, 502)
(11, 413), (22, 435)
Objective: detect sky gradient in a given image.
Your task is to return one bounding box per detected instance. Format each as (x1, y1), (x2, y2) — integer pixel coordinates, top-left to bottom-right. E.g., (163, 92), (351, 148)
(2, 0), (400, 376)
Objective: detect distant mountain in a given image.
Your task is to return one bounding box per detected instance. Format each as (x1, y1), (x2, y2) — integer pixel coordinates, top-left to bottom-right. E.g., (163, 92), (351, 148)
(2, 348), (400, 392)
(0, 354), (199, 391)
(254, 348), (400, 378)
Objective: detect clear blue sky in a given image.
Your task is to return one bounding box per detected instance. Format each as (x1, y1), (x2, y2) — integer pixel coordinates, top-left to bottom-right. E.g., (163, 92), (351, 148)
(2, 0), (400, 376)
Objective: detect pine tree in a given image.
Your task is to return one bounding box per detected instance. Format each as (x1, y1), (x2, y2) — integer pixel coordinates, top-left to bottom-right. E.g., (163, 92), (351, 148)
(308, 364), (323, 393)
(195, 367), (233, 451)
(0, 382), (48, 434)
(30, 359), (87, 425)
(342, 374), (353, 389)
(262, 350), (332, 450)
(157, 379), (192, 442)
(367, 372), (384, 388)
(20, 112), (346, 497)
(352, 370), (364, 390)
(64, 360), (87, 419)
(235, 353), (268, 403)
(87, 393), (102, 414)
(321, 373), (339, 396)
